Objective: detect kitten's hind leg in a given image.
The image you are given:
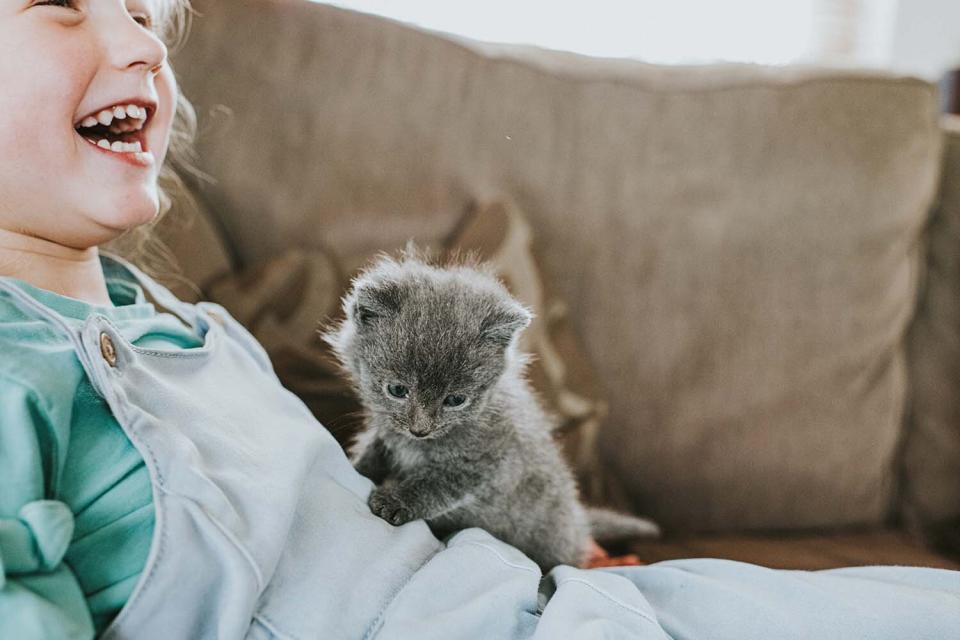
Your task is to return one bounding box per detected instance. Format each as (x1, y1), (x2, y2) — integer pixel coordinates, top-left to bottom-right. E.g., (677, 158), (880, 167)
(518, 524), (587, 572)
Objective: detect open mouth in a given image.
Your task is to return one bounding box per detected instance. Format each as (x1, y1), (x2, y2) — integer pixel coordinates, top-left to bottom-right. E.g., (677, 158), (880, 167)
(74, 102), (153, 154)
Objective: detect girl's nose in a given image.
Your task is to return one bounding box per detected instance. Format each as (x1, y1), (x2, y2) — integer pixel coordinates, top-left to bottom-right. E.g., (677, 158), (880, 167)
(104, 16), (168, 76)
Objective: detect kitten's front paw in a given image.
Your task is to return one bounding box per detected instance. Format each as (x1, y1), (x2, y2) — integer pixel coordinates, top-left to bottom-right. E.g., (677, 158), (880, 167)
(368, 488), (417, 526)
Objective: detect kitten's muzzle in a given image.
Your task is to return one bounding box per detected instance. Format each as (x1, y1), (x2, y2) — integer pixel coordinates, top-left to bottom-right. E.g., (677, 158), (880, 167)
(409, 424), (431, 438)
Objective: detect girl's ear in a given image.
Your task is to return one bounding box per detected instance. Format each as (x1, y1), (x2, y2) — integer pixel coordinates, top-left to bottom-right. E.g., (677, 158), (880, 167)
(480, 301), (533, 347)
(351, 280), (404, 328)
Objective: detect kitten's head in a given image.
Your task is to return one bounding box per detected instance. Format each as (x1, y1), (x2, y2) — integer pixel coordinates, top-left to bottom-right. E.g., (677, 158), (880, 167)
(321, 247), (532, 441)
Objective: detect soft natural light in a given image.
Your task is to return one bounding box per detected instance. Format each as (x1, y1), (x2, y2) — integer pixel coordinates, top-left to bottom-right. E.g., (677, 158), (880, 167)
(315, 0), (900, 67)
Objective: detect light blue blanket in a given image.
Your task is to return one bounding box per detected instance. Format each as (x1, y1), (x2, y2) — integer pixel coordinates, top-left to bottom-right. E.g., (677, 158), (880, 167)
(369, 526), (960, 640)
(597, 560), (960, 639)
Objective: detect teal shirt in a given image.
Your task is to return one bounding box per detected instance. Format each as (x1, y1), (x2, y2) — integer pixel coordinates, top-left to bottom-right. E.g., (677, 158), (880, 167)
(0, 257), (203, 636)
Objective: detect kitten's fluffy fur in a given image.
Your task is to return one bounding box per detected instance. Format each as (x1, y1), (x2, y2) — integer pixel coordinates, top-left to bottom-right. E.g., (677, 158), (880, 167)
(321, 247), (657, 570)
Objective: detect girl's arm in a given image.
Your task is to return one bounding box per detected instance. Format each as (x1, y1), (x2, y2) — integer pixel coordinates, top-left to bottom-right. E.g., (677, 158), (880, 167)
(0, 377), (95, 640)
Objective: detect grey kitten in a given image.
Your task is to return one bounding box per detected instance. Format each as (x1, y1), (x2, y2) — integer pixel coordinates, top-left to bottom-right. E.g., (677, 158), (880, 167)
(321, 249), (659, 570)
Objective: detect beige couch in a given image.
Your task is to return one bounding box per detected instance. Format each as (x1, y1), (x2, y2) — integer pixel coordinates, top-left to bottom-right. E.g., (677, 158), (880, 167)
(156, 0), (959, 570)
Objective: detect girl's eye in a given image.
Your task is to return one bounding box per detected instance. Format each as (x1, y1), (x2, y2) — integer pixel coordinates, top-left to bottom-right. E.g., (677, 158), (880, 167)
(385, 384), (409, 400)
(443, 394), (468, 408)
(130, 11), (153, 28)
(36, 0), (76, 7)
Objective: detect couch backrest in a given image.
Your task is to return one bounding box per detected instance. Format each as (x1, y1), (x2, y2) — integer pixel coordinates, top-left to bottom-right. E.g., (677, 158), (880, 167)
(166, 0), (944, 532)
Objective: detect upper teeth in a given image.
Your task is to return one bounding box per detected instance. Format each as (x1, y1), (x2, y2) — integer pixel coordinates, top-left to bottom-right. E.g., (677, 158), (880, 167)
(77, 103), (147, 130)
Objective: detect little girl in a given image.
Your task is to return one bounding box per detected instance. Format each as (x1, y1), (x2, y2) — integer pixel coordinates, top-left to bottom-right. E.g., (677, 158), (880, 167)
(1, 2), (958, 639)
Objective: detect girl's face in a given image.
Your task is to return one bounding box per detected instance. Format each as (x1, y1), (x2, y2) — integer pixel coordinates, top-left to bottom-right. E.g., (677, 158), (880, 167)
(0, 0), (177, 250)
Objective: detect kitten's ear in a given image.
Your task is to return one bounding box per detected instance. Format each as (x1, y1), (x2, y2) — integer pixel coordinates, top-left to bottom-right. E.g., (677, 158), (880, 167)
(351, 280), (403, 328)
(480, 302), (533, 348)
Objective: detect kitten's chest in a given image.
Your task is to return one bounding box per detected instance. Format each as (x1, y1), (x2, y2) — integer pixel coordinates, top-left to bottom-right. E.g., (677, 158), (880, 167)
(388, 444), (427, 471)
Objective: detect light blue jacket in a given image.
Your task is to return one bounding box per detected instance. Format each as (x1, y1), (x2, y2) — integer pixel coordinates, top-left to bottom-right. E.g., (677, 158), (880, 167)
(0, 252), (957, 640)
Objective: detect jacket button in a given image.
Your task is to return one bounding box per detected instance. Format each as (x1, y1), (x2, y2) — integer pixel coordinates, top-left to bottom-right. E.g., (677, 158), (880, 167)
(99, 332), (117, 367)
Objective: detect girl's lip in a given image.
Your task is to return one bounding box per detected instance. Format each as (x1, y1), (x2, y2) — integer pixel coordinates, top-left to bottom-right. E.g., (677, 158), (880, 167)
(76, 131), (155, 169)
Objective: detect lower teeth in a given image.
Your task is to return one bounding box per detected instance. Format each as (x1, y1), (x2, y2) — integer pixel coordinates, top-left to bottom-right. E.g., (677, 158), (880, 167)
(89, 138), (143, 153)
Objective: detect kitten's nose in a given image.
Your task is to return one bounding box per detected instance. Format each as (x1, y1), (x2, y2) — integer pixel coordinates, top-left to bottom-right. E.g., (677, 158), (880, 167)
(409, 424), (431, 438)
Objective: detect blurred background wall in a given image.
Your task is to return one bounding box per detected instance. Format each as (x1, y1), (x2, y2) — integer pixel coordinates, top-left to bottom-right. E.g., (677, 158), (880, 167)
(317, 0), (960, 108)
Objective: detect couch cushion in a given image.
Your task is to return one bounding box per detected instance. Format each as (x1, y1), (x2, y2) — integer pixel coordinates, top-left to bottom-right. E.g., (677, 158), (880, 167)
(170, 0), (943, 531)
(902, 115), (960, 554)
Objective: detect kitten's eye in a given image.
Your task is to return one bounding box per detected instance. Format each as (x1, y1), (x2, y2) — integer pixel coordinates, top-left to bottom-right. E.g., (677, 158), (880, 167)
(443, 394), (468, 408)
(385, 383), (409, 400)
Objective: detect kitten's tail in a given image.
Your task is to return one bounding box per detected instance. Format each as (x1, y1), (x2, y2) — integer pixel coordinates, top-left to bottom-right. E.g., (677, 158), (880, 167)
(587, 507), (661, 542)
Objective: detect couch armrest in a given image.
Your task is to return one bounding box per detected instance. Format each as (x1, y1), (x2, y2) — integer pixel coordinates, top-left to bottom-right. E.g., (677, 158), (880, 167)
(902, 115), (960, 554)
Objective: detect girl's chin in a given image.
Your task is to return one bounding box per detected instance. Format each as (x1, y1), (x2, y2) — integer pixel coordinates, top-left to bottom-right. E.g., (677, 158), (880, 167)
(87, 194), (161, 235)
